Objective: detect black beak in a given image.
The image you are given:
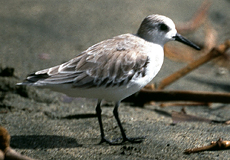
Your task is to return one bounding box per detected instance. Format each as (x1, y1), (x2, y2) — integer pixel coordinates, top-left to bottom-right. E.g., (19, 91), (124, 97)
(173, 33), (200, 50)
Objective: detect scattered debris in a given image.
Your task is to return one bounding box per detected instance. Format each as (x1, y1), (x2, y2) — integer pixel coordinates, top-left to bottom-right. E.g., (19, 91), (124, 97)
(171, 108), (228, 124)
(158, 40), (230, 89)
(160, 102), (210, 108)
(123, 88), (230, 106)
(184, 138), (230, 154)
(0, 126), (36, 160)
(214, 49), (230, 69)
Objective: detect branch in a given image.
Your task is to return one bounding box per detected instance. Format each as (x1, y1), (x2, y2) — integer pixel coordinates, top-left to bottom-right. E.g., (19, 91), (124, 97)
(0, 126), (36, 160)
(123, 89), (230, 106)
(158, 40), (230, 89)
(184, 138), (230, 154)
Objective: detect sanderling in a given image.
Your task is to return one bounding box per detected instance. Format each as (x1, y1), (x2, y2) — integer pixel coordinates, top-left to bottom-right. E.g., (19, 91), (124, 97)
(17, 14), (200, 144)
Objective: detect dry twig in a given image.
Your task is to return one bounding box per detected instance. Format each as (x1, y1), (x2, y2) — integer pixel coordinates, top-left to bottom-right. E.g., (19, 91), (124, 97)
(185, 138), (230, 154)
(124, 89), (230, 106)
(160, 102), (210, 107)
(158, 40), (230, 89)
(0, 126), (35, 160)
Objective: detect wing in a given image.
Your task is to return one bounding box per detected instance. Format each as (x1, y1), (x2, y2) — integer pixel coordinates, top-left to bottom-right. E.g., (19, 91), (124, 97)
(23, 34), (150, 88)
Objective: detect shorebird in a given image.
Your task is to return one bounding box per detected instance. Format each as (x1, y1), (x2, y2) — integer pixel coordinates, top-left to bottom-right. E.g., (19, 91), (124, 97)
(17, 14), (200, 144)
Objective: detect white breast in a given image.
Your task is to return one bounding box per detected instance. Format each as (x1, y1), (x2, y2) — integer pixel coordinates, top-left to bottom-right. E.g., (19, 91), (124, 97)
(129, 43), (164, 89)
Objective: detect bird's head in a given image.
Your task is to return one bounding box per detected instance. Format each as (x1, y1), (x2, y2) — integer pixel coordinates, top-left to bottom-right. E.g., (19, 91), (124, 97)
(137, 14), (200, 50)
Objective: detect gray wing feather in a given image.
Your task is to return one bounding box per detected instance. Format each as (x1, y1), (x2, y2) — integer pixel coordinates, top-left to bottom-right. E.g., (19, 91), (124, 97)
(25, 34), (149, 88)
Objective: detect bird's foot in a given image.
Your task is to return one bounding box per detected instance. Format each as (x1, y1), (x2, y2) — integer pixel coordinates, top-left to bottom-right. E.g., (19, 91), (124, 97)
(122, 136), (146, 143)
(98, 136), (146, 145)
(98, 137), (117, 145)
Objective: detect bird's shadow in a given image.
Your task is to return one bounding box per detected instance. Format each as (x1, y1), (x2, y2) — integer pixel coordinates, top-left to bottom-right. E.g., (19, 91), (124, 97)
(11, 135), (82, 149)
(60, 113), (97, 119)
(11, 114), (102, 149)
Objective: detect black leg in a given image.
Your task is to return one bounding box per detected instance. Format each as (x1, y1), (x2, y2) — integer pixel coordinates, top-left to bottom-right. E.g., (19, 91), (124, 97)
(95, 100), (114, 144)
(113, 102), (126, 139)
(113, 101), (145, 143)
(96, 100), (145, 145)
(95, 100), (104, 139)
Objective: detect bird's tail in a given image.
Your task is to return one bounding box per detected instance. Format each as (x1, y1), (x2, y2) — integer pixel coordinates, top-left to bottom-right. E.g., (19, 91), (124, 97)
(17, 73), (50, 86)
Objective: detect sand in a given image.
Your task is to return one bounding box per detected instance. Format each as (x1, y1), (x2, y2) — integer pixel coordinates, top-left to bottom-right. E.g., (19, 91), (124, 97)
(1, 0), (230, 159)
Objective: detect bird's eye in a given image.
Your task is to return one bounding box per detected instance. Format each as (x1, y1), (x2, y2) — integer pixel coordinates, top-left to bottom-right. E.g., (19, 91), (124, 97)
(159, 23), (169, 31)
